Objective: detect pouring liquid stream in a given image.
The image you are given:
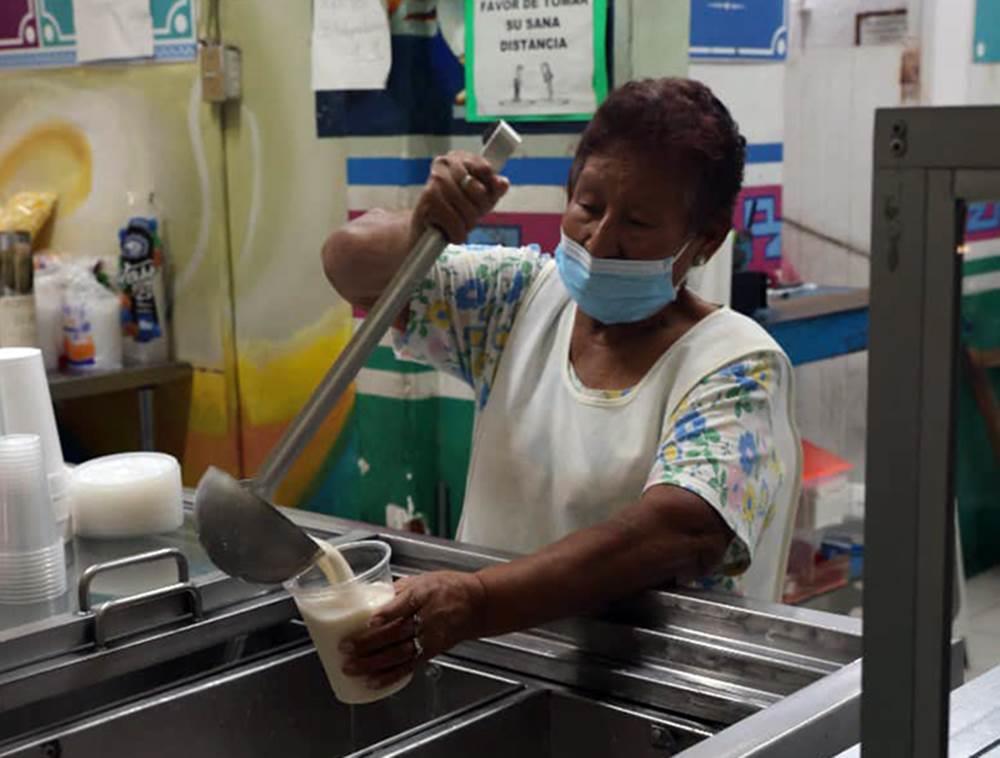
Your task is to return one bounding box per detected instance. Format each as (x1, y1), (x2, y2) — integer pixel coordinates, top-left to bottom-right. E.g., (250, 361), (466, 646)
(315, 540), (355, 584)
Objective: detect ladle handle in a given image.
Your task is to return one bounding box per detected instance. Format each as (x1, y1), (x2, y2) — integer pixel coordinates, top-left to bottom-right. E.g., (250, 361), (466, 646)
(255, 122), (523, 498)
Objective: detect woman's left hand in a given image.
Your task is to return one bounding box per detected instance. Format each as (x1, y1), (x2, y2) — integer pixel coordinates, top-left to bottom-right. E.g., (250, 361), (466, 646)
(340, 571), (487, 690)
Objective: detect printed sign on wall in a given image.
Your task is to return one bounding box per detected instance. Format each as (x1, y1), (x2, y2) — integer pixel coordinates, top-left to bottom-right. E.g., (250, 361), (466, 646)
(974, 0), (1000, 62)
(736, 185), (783, 272)
(967, 202), (1000, 242)
(690, 0), (788, 61)
(316, 0), (596, 137)
(0, 0), (196, 69)
(465, 0), (609, 121)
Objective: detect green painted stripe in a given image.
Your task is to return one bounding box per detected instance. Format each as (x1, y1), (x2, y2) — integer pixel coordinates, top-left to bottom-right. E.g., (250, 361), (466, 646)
(365, 345), (436, 374)
(964, 255), (1000, 277)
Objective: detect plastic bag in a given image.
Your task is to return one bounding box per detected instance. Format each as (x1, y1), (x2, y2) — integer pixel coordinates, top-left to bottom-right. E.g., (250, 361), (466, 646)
(0, 192), (58, 242)
(62, 263), (122, 373)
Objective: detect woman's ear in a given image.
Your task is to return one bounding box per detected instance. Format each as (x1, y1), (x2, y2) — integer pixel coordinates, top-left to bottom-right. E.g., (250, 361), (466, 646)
(691, 219), (733, 266)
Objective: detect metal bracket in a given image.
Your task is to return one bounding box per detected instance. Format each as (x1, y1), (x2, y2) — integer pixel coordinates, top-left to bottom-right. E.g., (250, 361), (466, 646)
(889, 119), (908, 158)
(78, 548), (203, 648)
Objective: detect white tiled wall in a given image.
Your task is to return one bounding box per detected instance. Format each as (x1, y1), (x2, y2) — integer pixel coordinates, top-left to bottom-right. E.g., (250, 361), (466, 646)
(782, 6), (904, 483)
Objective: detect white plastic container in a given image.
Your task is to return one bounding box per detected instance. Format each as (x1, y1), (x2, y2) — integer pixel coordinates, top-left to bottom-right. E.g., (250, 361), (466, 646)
(71, 453), (183, 538)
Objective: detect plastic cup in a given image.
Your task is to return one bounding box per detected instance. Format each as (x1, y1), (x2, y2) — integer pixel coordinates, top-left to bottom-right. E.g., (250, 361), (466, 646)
(48, 467), (72, 545)
(0, 434), (67, 604)
(0, 348), (66, 523)
(284, 541), (412, 705)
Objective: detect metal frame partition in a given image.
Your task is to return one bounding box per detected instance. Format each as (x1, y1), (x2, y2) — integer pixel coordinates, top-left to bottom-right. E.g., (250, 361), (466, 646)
(863, 106), (1000, 757)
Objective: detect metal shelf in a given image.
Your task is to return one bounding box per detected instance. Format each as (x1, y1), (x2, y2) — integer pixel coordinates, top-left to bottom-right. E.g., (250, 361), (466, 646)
(46, 362), (193, 451)
(47, 362), (193, 402)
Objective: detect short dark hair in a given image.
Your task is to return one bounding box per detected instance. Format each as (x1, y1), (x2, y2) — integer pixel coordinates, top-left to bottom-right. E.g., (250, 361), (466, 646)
(568, 78), (746, 235)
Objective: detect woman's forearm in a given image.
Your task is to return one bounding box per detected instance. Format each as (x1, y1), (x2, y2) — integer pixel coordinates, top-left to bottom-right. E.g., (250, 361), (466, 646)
(471, 489), (730, 638)
(322, 209), (415, 309)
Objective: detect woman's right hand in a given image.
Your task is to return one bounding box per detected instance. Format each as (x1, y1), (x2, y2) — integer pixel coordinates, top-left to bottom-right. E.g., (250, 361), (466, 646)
(411, 151), (511, 244)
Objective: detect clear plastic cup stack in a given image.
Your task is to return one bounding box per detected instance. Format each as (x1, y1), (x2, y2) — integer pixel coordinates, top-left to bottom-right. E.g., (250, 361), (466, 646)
(0, 434), (67, 604)
(0, 348), (70, 541)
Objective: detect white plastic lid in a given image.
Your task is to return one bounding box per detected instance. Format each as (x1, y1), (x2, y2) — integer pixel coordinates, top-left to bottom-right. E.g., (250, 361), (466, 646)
(71, 453), (183, 539)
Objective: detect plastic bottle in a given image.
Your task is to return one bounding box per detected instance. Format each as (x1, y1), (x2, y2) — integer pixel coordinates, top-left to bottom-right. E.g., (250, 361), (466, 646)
(119, 192), (170, 365)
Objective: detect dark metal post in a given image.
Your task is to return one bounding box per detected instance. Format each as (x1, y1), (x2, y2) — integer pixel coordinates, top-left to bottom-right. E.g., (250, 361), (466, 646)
(863, 107), (1000, 757)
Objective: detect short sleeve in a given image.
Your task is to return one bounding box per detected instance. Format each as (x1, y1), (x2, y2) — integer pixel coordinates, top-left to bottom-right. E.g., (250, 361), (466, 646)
(644, 352), (789, 581)
(392, 244), (546, 409)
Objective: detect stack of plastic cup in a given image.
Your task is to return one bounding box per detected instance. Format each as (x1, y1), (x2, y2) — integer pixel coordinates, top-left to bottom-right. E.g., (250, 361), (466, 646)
(0, 434), (67, 604)
(0, 347), (70, 541)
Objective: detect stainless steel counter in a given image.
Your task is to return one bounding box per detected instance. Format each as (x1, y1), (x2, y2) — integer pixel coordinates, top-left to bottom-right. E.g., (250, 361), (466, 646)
(0, 501), (899, 757)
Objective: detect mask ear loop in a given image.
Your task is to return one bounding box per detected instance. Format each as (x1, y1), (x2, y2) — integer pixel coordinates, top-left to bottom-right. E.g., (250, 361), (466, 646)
(673, 238), (697, 290)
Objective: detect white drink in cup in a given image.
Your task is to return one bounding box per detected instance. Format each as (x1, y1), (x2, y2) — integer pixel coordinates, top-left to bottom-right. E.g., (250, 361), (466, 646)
(284, 540), (412, 704)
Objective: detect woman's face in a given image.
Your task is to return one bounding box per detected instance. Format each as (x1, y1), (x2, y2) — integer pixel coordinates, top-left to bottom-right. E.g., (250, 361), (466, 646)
(562, 148), (709, 284)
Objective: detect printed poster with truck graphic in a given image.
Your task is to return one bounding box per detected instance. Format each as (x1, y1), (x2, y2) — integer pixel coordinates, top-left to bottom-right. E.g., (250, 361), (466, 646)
(0, 0), (196, 69)
(690, 0), (788, 61)
(465, 0), (609, 121)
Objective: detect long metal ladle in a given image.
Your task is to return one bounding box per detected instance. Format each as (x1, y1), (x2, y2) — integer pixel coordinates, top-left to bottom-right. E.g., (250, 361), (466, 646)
(194, 122), (523, 584)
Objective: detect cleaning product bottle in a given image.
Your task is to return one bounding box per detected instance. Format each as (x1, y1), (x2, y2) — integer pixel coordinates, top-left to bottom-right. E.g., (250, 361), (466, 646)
(119, 192), (170, 365)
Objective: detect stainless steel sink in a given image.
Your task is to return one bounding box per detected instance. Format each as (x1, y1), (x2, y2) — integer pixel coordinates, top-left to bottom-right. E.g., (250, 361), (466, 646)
(377, 688), (714, 758)
(1, 648), (520, 758)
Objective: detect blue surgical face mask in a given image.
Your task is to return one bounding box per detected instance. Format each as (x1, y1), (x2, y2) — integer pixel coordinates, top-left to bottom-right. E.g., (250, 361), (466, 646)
(555, 231), (692, 324)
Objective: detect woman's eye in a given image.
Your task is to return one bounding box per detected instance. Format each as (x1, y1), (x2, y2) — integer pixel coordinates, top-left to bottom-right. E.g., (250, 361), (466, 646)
(577, 201), (600, 215)
(628, 217), (654, 228)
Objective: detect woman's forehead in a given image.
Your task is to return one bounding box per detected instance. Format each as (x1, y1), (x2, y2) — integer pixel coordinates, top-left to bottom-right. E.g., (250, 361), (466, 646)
(576, 151), (690, 210)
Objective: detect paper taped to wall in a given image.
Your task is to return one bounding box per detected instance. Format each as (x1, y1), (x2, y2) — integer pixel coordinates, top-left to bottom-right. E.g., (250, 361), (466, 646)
(73, 0), (154, 63)
(311, 0), (391, 91)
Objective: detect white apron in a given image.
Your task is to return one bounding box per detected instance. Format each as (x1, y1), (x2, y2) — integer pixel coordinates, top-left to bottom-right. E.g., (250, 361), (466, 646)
(456, 261), (801, 602)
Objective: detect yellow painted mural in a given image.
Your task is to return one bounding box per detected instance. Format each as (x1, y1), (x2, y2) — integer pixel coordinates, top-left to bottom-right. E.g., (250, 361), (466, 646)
(0, 2), (363, 505)
(238, 308), (355, 505)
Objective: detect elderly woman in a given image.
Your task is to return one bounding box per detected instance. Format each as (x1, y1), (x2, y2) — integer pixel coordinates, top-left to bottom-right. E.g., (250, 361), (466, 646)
(323, 78), (800, 692)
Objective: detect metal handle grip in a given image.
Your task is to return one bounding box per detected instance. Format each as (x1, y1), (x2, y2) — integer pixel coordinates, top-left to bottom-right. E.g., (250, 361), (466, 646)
(78, 548), (204, 648)
(91, 582), (203, 648)
(255, 121), (522, 497)
(78, 547), (189, 612)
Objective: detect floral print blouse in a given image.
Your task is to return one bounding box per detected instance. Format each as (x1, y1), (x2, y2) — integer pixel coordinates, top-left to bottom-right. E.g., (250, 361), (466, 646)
(394, 245), (788, 593)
